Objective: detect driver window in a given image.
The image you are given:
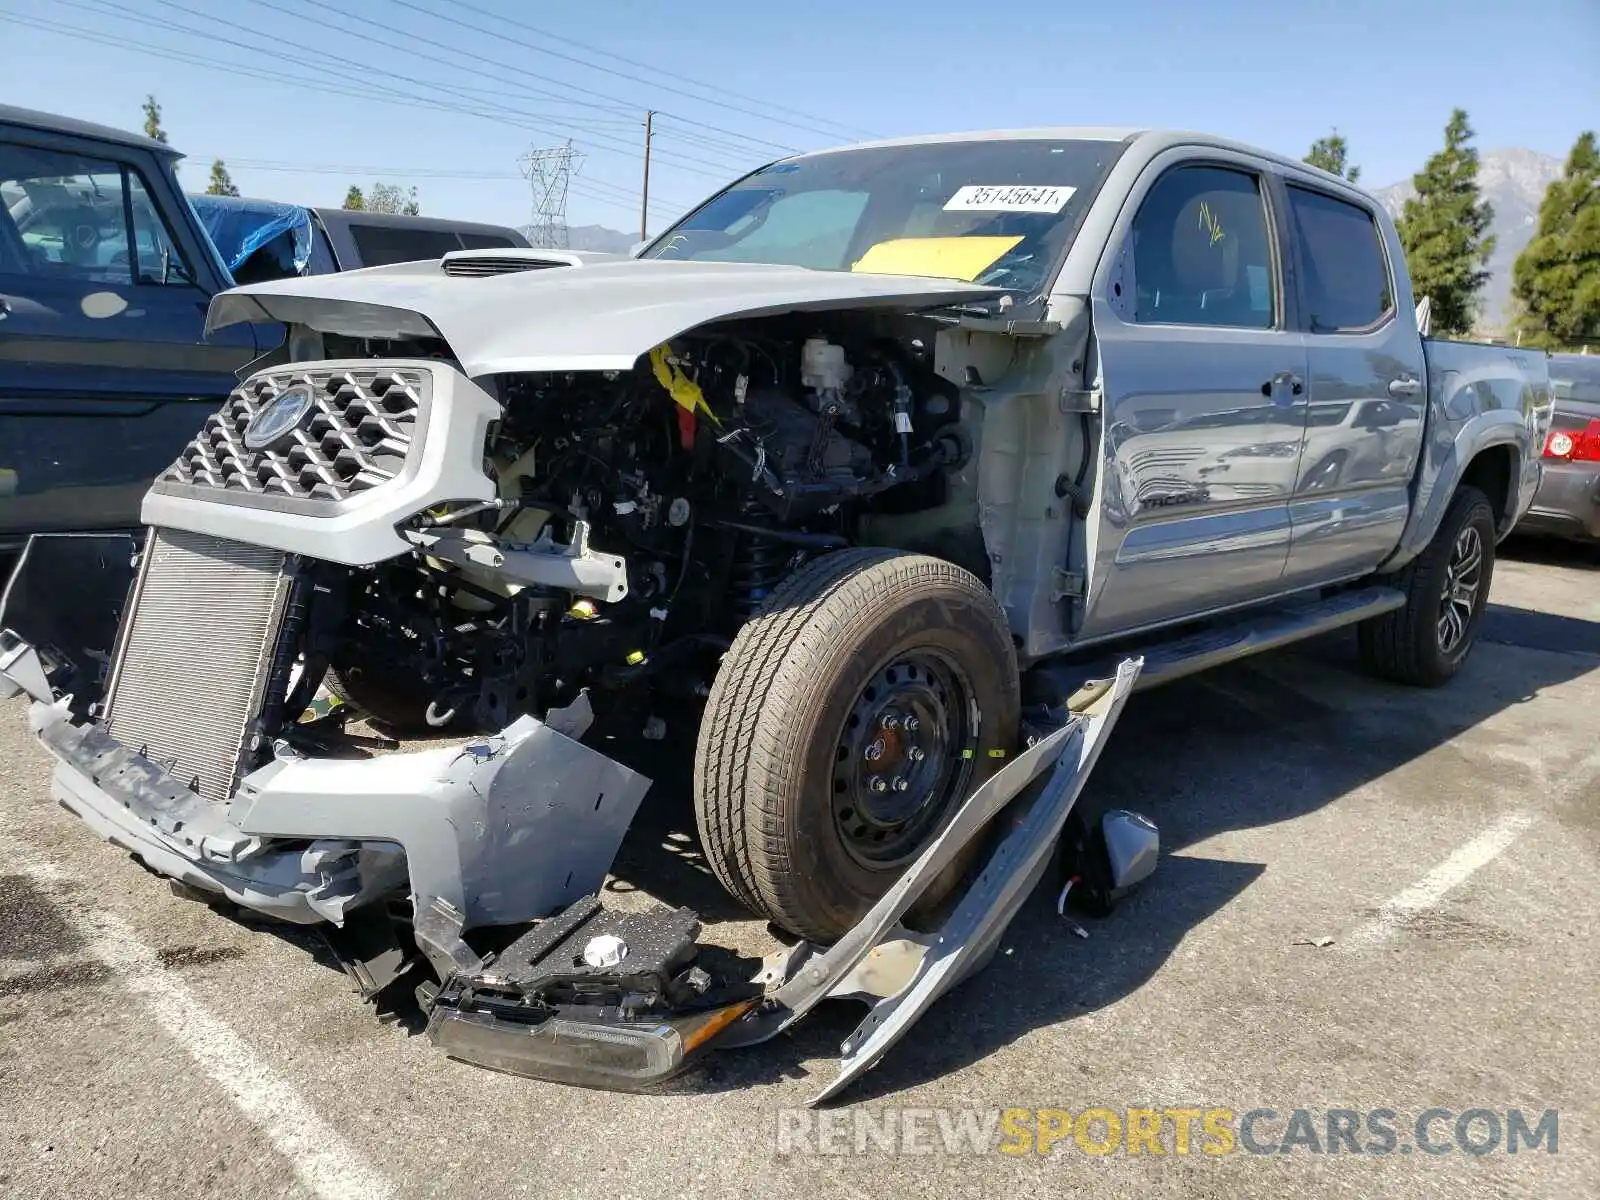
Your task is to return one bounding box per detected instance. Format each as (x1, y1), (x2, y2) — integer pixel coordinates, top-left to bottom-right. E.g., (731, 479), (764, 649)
(0, 142), (194, 286)
(1124, 164), (1277, 330)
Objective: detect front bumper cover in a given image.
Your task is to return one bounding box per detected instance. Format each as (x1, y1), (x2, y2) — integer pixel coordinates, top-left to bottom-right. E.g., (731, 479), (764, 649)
(1, 628), (650, 981)
(4, 624), (1148, 1103)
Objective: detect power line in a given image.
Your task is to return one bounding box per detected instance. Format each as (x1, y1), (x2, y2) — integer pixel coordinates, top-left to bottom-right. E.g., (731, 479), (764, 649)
(243, 0), (771, 173)
(125, 0), (753, 180)
(428, 0), (879, 143)
(6, 4), (719, 220)
(383, 0), (811, 156)
(241, 0), (639, 121)
(208, 157), (686, 219)
(0, 9), (512, 124)
(56, 0), (639, 141)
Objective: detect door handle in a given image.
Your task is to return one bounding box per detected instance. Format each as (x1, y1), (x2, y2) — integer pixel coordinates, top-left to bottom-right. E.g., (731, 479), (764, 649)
(1387, 376), (1421, 398)
(1261, 372), (1304, 403)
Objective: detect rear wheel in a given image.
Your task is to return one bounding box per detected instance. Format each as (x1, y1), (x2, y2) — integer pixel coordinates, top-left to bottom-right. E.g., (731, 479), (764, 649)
(693, 549), (1020, 942)
(1358, 485), (1496, 687)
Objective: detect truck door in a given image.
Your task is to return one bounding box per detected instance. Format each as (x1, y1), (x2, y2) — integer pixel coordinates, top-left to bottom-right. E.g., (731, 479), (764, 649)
(1078, 153), (1309, 641)
(1276, 178), (1425, 586)
(0, 138), (256, 548)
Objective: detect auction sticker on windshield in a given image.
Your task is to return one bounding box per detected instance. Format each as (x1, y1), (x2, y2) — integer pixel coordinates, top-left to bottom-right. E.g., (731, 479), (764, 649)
(944, 185), (1076, 213)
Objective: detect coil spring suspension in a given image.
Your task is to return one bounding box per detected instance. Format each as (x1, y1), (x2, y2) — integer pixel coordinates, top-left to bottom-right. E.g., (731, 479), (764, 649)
(730, 511), (788, 619)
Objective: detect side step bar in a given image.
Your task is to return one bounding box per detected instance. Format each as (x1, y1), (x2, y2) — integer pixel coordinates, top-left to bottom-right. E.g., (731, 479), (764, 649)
(1032, 585), (1405, 703)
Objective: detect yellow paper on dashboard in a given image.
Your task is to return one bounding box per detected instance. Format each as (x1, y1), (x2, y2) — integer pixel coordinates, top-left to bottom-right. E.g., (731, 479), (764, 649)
(851, 235), (1023, 282)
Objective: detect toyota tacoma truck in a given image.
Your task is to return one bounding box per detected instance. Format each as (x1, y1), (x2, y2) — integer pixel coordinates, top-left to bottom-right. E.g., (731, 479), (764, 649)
(1, 127), (1551, 1100)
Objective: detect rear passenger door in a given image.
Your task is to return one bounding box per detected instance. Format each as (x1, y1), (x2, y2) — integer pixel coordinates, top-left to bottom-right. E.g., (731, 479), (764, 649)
(1278, 179), (1425, 586)
(1080, 151), (1309, 640)
(0, 136), (257, 545)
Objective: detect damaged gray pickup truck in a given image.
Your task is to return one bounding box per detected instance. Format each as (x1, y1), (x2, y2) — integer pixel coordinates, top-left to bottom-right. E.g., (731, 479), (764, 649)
(1, 127), (1551, 1101)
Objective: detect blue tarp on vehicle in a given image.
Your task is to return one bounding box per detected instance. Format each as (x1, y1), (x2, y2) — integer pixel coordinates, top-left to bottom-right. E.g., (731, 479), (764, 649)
(188, 193), (314, 276)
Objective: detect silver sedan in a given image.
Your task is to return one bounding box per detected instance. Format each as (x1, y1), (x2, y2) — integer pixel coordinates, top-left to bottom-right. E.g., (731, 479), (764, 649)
(1519, 353), (1600, 546)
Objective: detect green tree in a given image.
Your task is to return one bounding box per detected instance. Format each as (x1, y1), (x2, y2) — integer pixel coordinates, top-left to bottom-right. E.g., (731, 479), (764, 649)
(206, 159), (240, 197)
(1396, 109), (1496, 337)
(367, 182), (420, 215)
(1511, 131), (1600, 350)
(141, 94), (168, 144)
(342, 185), (366, 210)
(1306, 128), (1361, 182)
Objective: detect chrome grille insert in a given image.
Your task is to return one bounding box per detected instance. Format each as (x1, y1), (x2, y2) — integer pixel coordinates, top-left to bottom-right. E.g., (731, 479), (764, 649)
(158, 366), (428, 505)
(106, 528), (291, 803)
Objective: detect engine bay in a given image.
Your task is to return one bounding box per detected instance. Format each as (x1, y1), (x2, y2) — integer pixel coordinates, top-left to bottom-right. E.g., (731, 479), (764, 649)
(305, 312), (980, 741)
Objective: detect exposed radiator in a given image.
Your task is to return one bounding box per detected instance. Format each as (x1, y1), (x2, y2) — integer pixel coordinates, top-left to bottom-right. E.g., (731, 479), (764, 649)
(106, 528), (292, 803)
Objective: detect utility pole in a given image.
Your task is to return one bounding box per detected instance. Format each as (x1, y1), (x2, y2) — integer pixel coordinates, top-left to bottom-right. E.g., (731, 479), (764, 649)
(640, 110), (654, 242)
(518, 141), (582, 248)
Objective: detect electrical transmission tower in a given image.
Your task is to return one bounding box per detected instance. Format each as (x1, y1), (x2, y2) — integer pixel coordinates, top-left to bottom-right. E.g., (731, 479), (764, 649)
(518, 141), (583, 248)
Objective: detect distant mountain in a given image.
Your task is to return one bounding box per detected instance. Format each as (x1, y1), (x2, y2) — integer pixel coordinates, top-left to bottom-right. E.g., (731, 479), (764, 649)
(1372, 148), (1564, 332)
(517, 223), (636, 253)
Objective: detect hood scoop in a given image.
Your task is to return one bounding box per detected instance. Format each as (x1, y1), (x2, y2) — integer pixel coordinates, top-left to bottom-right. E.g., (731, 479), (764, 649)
(440, 248), (619, 278)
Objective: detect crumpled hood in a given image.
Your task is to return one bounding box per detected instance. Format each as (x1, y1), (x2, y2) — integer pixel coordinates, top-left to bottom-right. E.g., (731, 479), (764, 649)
(206, 256), (1003, 377)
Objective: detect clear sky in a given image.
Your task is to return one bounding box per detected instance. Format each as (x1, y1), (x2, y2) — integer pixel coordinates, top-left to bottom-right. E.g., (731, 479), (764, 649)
(5, 0), (1597, 237)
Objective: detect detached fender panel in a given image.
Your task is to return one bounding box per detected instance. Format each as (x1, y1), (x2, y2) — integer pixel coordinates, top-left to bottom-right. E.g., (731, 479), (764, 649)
(719, 658), (1142, 1103)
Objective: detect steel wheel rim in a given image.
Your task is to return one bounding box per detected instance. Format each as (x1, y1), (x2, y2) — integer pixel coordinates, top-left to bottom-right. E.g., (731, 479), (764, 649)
(1437, 524), (1484, 655)
(831, 650), (976, 870)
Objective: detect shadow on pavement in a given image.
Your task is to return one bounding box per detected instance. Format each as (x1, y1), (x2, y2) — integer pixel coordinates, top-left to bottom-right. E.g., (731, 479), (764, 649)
(1499, 534), (1599, 570)
(622, 613), (1598, 1099)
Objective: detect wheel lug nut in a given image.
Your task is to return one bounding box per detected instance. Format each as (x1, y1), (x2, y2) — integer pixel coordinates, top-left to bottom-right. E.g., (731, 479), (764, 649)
(869, 777), (888, 793)
(881, 714), (900, 730)
(892, 777), (910, 793)
(908, 747), (925, 762)
(903, 717), (919, 733)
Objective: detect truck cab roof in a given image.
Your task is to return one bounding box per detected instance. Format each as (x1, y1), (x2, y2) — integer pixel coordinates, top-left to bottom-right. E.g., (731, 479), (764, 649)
(0, 104), (182, 159)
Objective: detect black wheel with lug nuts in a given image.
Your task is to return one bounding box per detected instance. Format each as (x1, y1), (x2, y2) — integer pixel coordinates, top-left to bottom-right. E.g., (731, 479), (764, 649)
(693, 548), (1020, 943)
(1358, 484), (1497, 687)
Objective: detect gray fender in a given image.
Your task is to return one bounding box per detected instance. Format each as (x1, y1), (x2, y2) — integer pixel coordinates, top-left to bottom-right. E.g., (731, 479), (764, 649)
(1381, 345), (1551, 572)
(1384, 412), (1523, 571)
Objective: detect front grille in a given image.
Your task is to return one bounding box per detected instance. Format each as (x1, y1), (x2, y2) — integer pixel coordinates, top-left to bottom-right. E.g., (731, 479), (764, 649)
(106, 529), (291, 803)
(158, 366), (428, 504)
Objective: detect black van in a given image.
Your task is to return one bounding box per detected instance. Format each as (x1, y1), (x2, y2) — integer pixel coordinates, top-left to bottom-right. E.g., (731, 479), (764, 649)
(0, 104), (268, 554)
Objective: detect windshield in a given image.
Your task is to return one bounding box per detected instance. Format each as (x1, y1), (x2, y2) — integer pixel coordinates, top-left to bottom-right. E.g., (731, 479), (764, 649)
(642, 137), (1124, 294)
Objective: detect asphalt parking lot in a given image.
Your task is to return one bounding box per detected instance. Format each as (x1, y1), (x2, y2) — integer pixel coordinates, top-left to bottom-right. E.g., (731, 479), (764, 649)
(2, 537), (1596, 1200)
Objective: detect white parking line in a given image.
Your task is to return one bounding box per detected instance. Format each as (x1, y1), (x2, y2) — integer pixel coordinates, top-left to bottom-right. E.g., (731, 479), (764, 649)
(0, 839), (395, 1200)
(1345, 810), (1536, 950)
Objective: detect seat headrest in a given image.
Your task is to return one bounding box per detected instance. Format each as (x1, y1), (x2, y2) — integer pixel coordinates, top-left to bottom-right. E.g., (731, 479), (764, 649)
(1171, 196), (1239, 294)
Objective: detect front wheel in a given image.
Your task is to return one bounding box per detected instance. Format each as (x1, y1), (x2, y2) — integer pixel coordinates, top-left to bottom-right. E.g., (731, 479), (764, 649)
(693, 549), (1020, 942)
(1358, 485), (1496, 687)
